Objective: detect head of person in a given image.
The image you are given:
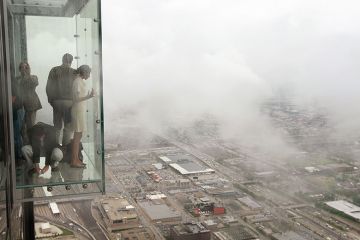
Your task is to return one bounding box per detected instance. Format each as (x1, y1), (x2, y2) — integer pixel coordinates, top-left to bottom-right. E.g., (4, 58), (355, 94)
(76, 65), (91, 80)
(51, 148), (63, 168)
(62, 53), (73, 67)
(19, 62), (30, 76)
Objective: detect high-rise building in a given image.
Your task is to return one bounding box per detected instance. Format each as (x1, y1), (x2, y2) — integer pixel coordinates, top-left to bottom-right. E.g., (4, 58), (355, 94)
(0, 1), (105, 239)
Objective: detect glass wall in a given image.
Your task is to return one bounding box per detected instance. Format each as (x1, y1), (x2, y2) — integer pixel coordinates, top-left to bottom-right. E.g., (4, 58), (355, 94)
(6, 0), (104, 200)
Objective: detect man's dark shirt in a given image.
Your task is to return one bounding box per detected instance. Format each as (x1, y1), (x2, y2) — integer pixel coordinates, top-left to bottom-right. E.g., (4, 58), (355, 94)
(28, 122), (60, 165)
(46, 65), (75, 103)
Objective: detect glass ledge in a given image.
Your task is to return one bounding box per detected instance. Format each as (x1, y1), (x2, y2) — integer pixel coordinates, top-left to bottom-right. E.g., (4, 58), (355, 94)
(16, 150), (102, 189)
(16, 182), (103, 202)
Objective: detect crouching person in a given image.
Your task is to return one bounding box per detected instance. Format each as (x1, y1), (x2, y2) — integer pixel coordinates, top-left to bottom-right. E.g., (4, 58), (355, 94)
(22, 122), (63, 174)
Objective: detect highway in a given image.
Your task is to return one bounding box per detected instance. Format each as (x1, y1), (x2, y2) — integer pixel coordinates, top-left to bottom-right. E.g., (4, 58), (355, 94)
(72, 200), (108, 240)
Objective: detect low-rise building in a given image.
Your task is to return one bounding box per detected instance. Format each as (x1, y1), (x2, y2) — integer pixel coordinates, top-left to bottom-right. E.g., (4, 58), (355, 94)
(170, 222), (211, 240)
(325, 200), (360, 221)
(39, 223), (52, 234)
(213, 226), (258, 240)
(219, 216), (239, 225)
(237, 197), (262, 211)
(203, 219), (222, 230)
(48, 202), (60, 216)
(117, 228), (155, 240)
(244, 214), (273, 224)
(272, 231), (307, 240)
(159, 154), (215, 175)
(99, 197), (140, 232)
(138, 200), (182, 223)
(146, 193), (167, 200)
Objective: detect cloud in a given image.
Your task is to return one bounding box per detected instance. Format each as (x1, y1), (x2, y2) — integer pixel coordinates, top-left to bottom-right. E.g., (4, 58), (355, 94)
(24, 1), (360, 157)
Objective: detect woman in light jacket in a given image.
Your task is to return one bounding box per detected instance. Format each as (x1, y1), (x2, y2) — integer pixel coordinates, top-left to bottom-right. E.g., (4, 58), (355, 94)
(71, 65), (94, 168)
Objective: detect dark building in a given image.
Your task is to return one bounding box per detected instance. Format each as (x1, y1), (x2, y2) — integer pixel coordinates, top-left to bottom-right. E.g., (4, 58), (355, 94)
(170, 222), (211, 240)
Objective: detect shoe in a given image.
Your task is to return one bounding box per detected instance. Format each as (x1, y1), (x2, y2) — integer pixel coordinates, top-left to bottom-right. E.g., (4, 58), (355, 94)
(51, 166), (60, 172)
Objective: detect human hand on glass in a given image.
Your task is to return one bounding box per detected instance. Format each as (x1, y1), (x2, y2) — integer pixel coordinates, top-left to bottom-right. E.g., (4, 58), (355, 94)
(34, 163), (41, 175)
(88, 88), (96, 98)
(41, 165), (49, 174)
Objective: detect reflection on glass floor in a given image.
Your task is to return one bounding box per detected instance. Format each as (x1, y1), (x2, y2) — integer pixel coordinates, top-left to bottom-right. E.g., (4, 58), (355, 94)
(16, 149), (101, 189)
(0, 160), (5, 190)
(0, 161), (5, 205)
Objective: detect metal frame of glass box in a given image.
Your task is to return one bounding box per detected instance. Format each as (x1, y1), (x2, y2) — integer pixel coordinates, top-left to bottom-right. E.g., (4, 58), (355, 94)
(1, 0), (105, 238)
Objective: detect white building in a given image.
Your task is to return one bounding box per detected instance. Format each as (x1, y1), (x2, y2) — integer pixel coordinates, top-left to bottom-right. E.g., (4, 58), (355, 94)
(325, 200), (360, 221)
(40, 223), (52, 234)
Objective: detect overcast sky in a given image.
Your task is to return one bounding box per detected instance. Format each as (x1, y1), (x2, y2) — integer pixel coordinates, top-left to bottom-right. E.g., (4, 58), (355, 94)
(26, 1), (360, 154)
(101, 0), (360, 143)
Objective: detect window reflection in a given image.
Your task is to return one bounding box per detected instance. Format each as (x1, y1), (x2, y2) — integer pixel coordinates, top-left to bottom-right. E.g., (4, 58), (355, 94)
(6, 0), (104, 195)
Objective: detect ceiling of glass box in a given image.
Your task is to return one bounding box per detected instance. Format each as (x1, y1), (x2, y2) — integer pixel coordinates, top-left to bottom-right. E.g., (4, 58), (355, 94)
(8, 0), (87, 17)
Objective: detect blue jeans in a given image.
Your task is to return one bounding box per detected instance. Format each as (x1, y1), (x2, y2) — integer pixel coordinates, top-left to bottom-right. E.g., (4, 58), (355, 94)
(13, 108), (25, 160)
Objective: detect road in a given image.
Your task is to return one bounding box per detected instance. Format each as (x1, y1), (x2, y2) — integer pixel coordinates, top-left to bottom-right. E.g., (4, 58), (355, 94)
(72, 201), (108, 240)
(106, 167), (165, 240)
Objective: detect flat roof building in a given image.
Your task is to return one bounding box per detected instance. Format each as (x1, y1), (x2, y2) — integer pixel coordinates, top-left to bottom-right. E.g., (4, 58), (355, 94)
(325, 200), (360, 221)
(118, 228), (155, 240)
(146, 193), (167, 200)
(159, 154), (215, 175)
(272, 231), (307, 240)
(170, 222), (211, 240)
(39, 223), (51, 234)
(99, 197), (140, 232)
(170, 163), (215, 175)
(138, 201), (181, 223)
(48, 202), (60, 216)
(237, 197), (262, 210)
(213, 226), (258, 240)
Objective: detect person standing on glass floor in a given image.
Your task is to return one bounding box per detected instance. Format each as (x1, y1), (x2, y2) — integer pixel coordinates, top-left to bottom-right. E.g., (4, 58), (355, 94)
(71, 65), (94, 168)
(18, 62), (42, 144)
(46, 53), (75, 146)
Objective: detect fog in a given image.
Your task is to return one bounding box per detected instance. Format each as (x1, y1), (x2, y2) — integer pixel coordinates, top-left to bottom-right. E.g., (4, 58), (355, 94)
(25, 1), (360, 158)
(100, 0), (360, 157)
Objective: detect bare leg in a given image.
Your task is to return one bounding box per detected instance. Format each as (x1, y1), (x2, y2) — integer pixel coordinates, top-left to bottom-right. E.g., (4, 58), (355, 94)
(71, 132), (83, 167)
(63, 122), (74, 146)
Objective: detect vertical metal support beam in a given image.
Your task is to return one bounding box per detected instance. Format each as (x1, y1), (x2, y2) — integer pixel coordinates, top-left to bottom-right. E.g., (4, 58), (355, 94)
(0, 0), (16, 239)
(23, 189), (35, 240)
(1, 1), (33, 239)
(97, 0), (106, 195)
(18, 15), (27, 61)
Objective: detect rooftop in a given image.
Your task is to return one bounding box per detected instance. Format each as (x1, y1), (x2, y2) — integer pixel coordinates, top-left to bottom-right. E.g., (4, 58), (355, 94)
(160, 154), (215, 175)
(173, 222), (210, 235)
(170, 163), (214, 175)
(272, 231), (307, 240)
(138, 201), (181, 221)
(146, 193), (167, 200)
(238, 197), (262, 209)
(325, 200), (360, 220)
(100, 197), (137, 222)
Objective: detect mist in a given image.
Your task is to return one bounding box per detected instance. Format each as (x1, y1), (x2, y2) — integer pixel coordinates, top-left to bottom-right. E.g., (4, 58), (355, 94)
(24, 1), (360, 159)
(100, 0), (360, 160)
